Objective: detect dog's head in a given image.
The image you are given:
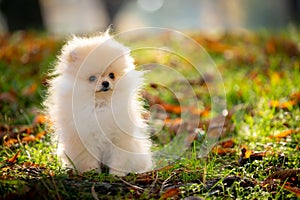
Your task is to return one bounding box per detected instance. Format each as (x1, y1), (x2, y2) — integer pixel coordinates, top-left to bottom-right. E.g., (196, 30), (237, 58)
(58, 33), (135, 96)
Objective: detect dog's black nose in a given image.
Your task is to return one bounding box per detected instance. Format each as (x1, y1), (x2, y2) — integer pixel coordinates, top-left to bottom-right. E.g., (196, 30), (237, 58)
(102, 81), (109, 88)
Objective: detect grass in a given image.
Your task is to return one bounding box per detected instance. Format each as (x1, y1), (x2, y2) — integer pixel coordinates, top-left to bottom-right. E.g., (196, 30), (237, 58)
(0, 28), (300, 199)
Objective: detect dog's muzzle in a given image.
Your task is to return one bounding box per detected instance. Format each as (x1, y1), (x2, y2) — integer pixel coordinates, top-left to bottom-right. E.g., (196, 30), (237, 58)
(97, 81), (110, 92)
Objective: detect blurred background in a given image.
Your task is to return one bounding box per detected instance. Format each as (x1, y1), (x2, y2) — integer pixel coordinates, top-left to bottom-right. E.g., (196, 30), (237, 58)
(0, 0), (299, 35)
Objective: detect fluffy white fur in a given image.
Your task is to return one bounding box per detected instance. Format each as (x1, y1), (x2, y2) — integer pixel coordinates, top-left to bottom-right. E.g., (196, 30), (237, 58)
(45, 32), (152, 176)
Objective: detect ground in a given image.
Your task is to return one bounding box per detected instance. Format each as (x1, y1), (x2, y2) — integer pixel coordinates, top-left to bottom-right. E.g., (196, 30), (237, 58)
(0, 28), (299, 199)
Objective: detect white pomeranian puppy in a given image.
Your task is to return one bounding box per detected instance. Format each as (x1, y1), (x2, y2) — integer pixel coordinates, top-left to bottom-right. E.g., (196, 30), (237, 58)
(45, 32), (152, 176)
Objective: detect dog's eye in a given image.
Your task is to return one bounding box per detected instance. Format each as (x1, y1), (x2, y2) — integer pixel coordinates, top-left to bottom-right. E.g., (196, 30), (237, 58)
(108, 73), (115, 79)
(88, 75), (97, 82)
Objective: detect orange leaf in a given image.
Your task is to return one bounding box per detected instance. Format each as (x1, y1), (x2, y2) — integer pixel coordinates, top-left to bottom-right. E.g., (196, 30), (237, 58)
(270, 129), (299, 139)
(269, 100), (296, 109)
(283, 185), (300, 197)
(267, 169), (300, 181)
(164, 118), (182, 125)
(161, 103), (181, 114)
(4, 138), (18, 146)
(243, 149), (265, 159)
(265, 39), (276, 54)
(21, 135), (35, 143)
(269, 100), (280, 107)
(160, 188), (180, 200)
(239, 148), (265, 165)
(144, 91), (207, 116)
(244, 149), (253, 159)
(23, 127), (32, 134)
(33, 114), (47, 124)
(197, 106), (211, 117)
(221, 139), (235, 148)
(212, 147), (236, 156)
(264, 169), (300, 196)
(7, 150), (20, 163)
(22, 83), (37, 96)
(290, 91), (300, 102)
(281, 101), (295, 109)
(35, 131), (46, 140)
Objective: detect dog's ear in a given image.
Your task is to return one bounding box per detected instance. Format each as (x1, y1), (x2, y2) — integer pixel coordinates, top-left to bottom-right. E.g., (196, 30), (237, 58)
(62, 46), (84, 68)
(64, 44), (89, 68)
(68, 49), (79, 63)
(61, 36), (87, 67)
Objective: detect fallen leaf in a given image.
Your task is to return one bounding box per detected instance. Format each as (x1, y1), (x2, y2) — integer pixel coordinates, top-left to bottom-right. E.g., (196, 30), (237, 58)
(264, 37), (299, 56)
(239, 148), (265, 165)
(198, 106), (211, 118)
(3, 138), (18, 146)
(0, 91), (17, 103)
(212, 147), (236, 156)
(269, 100), (280, 108)
(143, 91), (208, 117)
(160, 188), (180, 200)
(22, 161), (45, 168)
(282, 184), (300, 197)
(0, 32), (59, 64)
(282, 101), (296, 109)
(35, 131), (46, 140)
(290, 91), (300, 103)
(220, 139), (235, 148)
(210, 139), (236, 155)
(162, 103), (181, 114)
(164, 118), (182, 126)
(22, 127), (32, 134)
(270, 129), (300, 139)
(265, 38), (276, 54)
(262, 169), (300, 197)
(33, 114), (48, 124)
(6, 150), (20, 163)
(1, 125), (46, 145)
(21, 135), (36, 143)
(269, 100), (296, 109)
(266, 169), (300, 182)
(22, 83), (37, 96)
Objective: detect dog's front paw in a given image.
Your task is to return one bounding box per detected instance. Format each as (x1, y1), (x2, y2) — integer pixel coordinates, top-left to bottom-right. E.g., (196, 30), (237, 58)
(109, 168), (127, 176)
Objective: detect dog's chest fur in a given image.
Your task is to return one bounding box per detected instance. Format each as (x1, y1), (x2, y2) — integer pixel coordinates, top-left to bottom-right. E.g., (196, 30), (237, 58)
(95, 101), (108, 111)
